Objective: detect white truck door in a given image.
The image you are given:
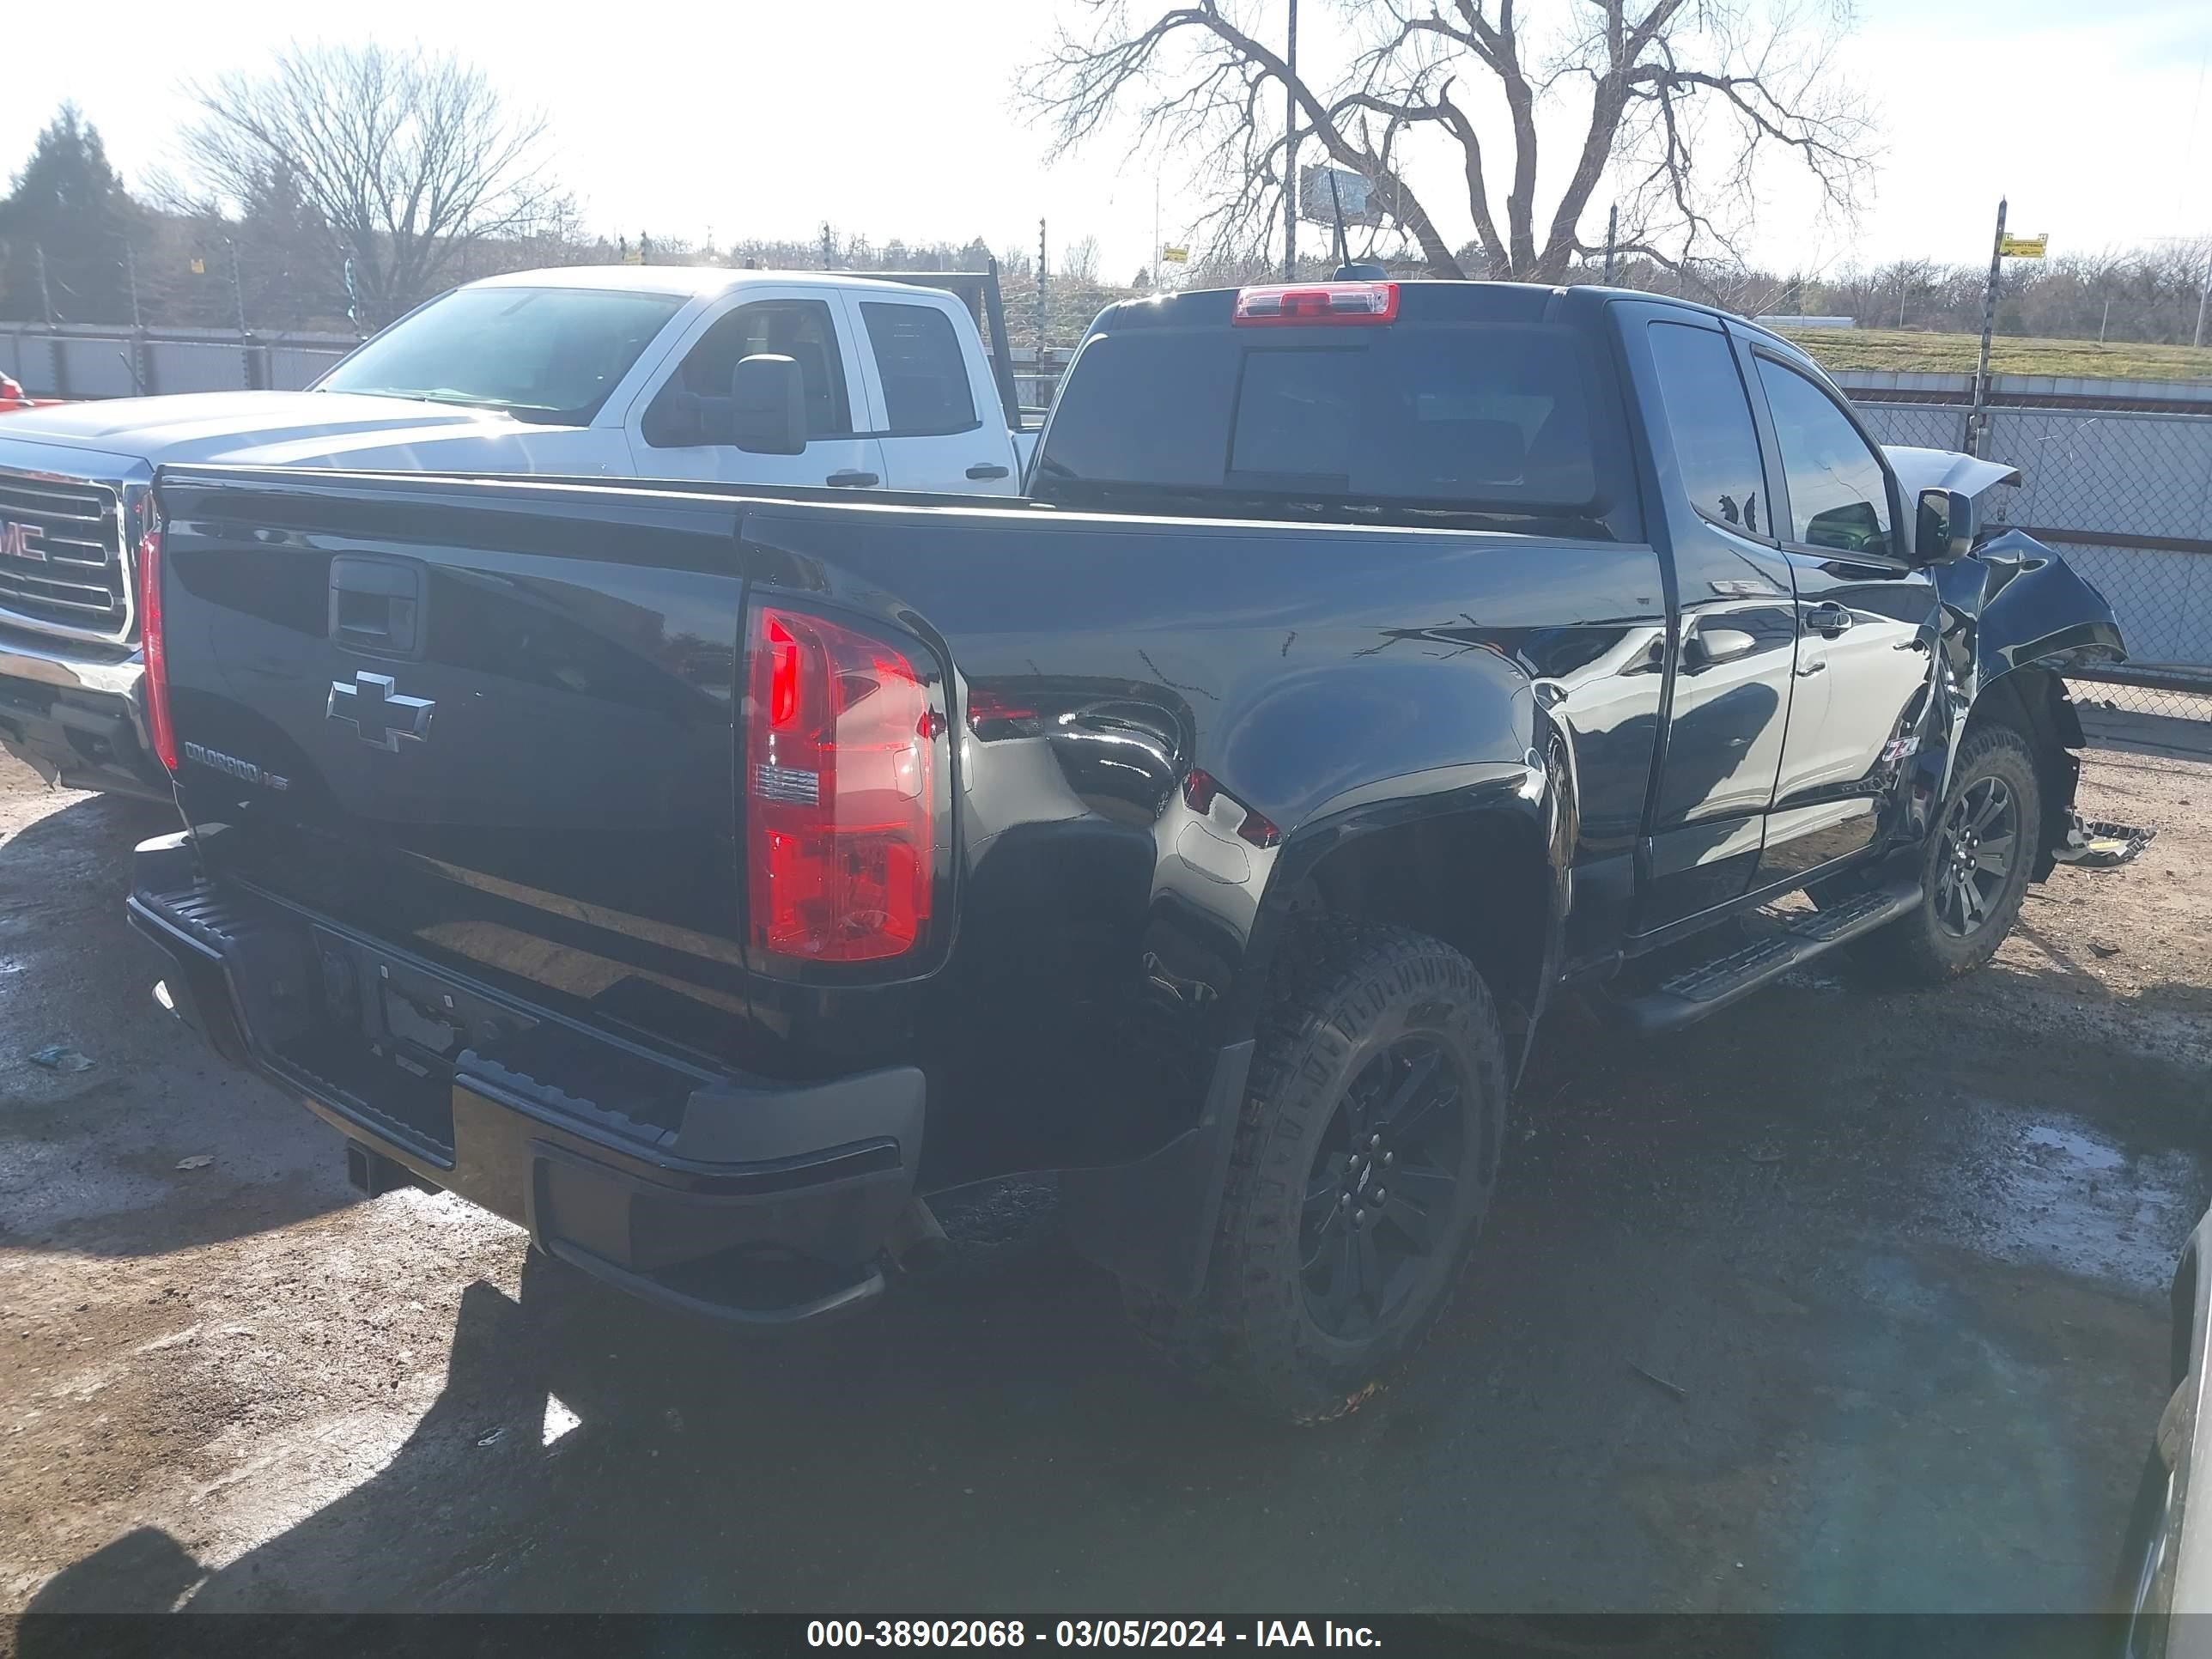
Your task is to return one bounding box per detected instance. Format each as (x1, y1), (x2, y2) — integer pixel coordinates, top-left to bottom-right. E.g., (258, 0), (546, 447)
(623, 289), (884, 489)
(847, 292), (1021, 495)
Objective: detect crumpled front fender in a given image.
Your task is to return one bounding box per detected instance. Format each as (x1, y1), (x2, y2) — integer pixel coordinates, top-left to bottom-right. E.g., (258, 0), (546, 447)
(1934, 531), (2126, 710)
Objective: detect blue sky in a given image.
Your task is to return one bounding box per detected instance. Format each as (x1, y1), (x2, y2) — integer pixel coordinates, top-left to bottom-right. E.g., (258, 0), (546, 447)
(6, 0), (2210, 281)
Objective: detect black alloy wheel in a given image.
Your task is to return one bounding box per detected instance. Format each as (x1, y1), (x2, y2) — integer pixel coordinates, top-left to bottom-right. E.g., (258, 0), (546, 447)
(1932, 773), (2019, 939)
(1300, 1039), (1468, 1340)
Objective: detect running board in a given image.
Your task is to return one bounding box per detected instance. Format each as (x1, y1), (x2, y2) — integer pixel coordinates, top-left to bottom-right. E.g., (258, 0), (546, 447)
(1607, 880), (1923, 1033)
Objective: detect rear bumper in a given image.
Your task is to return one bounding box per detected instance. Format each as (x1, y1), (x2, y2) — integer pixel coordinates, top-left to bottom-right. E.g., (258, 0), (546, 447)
(0, 629), (168, 799)
(128, 834), (924, 1325)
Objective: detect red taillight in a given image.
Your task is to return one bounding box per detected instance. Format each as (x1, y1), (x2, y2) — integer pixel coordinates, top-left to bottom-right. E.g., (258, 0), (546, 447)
(1232, 282), (1399, 327)
(1182, 768), (1281, 848)
(744, 605), (938, 963)
(136, 527), (178, 774)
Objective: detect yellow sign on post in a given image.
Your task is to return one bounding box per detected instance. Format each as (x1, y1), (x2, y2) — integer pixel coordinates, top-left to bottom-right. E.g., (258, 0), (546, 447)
(1161, 246), (1189, 264)
(1999, 234), (2048, 258)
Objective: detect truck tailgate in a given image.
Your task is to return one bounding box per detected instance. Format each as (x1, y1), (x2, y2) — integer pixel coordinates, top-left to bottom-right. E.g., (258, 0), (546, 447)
(152, 468), (758, 1132)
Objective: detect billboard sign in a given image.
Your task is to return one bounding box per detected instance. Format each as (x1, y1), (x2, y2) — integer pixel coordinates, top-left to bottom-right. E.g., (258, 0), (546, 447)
(1299, 165), (1384, 228)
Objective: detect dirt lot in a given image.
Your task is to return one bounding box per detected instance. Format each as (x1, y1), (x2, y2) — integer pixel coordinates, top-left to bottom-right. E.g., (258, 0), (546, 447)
(2, 733), (2208, 1617)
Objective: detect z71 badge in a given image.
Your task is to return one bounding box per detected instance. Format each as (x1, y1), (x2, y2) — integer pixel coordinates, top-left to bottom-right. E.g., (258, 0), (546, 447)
(182, 741), (289, 792)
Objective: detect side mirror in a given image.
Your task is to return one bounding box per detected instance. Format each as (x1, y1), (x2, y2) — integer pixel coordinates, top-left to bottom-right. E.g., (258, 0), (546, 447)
(732, 353), (805, 455)
(1683, 626), (1757, 672)
(1915, 487), (1979, 565)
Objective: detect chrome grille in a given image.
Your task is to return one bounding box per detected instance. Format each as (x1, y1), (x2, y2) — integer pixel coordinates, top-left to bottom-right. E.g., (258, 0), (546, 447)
(0, 472), (129, 640)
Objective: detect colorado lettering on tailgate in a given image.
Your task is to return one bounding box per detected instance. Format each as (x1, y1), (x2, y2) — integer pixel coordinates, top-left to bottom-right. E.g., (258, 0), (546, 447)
(181, 742), (289, 793)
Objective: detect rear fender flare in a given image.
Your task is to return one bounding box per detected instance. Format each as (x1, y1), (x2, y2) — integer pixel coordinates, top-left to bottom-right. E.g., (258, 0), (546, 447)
(1065, 731), (1574, 1303)
(1224, 713), (1577, 1066)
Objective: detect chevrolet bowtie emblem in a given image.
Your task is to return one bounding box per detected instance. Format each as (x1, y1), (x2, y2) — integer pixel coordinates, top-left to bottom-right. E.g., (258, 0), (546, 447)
(327, 672), (434, 751)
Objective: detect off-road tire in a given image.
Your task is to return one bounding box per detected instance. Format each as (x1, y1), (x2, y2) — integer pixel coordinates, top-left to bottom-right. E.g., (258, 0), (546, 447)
(1123, 921), (1507, 1425)
(1854, 722), (2042, 986)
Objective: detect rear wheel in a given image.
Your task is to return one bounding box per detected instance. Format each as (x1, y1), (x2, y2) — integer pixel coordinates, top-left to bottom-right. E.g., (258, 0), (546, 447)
(1123, 922), (1507, 1425)
(1854, 723), (2042, 985)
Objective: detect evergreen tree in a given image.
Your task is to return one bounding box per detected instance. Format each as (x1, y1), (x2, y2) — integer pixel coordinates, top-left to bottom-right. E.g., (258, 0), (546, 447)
(0, 105), (143, 323)
(234, 161), (343, 331)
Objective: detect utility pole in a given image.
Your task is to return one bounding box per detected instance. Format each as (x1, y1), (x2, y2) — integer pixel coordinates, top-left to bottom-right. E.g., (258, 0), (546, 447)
(1282, 0), (1298, 281)
(820, 222), (836, 270)
(125, 244), (142, 330)
(1036, 217), (1048, 355)
(2194, 236), (2210, 349)
(227, 237), (248, 335)
(1601, 204), (1618, 284)
(1153, 174), (1162, 292)
(1966, 198), (2006, 459)
(34, 245), (53, 325)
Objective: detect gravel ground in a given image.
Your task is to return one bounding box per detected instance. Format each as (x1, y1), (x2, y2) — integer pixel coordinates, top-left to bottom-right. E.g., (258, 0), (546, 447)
(0, 734), (2206, 1618)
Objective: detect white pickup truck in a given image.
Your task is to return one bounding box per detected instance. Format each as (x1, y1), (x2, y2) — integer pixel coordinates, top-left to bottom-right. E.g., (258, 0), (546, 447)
(0, 265), (1037, 798)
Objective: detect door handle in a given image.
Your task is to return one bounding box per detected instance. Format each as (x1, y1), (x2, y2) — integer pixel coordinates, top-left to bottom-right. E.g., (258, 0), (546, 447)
(964, 463), (1011, 481)
(1805, 603), (1855, 636)
(825, 470), (880, 489)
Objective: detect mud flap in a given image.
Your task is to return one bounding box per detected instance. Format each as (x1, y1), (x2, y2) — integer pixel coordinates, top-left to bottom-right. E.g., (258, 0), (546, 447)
(1060, 1039), (1255, 1300)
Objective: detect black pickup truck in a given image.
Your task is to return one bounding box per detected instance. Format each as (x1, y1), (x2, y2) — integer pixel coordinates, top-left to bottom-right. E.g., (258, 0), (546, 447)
(127, 279), (2124, 1423)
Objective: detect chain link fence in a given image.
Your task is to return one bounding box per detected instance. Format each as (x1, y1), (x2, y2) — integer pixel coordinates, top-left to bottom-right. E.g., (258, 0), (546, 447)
(1842, 375), (2212, 732)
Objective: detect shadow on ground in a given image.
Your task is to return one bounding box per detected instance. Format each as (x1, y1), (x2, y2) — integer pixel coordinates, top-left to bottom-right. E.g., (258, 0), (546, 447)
(18, 976), (2203, 1617)
(1, 789), (358, 1261)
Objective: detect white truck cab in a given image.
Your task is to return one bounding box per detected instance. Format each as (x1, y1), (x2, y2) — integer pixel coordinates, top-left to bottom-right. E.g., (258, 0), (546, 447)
(0, 264), (1038, 798)
(307, 264), (1036, 492)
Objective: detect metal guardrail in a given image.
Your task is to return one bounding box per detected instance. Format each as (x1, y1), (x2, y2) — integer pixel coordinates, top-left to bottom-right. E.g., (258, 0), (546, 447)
(0, 322), (356, 399)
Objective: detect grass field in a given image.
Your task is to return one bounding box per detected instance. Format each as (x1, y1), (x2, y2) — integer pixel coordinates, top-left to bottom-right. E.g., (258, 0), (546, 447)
(1779, 326), (2212, 382)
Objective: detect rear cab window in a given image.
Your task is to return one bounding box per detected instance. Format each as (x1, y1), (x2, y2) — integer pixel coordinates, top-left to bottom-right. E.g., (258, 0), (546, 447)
(860, 301), (978, 434)
(1644, 321), (1770, 538)
(1032, 284), (1638, 540)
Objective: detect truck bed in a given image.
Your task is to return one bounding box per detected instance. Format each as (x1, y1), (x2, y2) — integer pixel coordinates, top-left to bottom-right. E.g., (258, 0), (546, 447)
(149, 464), (1653, 1192)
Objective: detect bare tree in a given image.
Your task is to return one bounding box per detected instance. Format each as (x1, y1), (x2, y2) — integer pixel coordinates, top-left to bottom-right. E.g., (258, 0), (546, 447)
(1029, 0), (1875, 283)
(179, 43), (559, 325)
(1061, 234), (1104, 282)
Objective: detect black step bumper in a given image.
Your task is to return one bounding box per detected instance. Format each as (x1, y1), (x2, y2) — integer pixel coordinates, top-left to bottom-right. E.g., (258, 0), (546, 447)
(127, 833), (924, 1325)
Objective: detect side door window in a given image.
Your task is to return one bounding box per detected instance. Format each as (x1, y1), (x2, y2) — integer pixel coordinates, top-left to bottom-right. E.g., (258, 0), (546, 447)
(860, 302), (978, 434)
(1753, 356), (1895, 558)
(641, 299), (854, 449)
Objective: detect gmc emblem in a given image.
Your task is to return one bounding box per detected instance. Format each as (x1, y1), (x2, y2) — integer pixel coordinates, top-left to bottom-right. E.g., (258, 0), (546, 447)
(0, 520), (45, 562)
